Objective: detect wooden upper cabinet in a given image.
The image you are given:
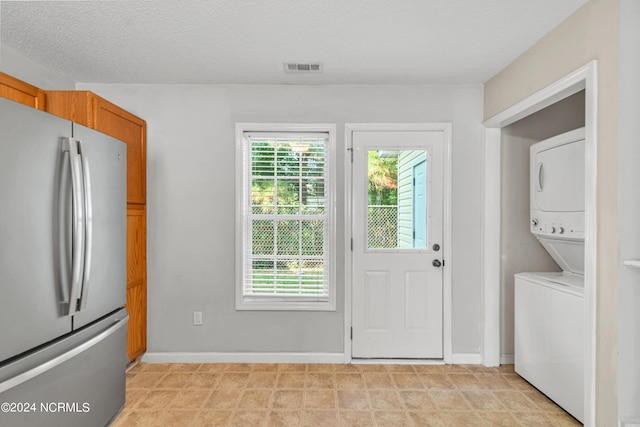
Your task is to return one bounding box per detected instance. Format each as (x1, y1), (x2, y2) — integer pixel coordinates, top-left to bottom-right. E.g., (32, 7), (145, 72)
(0, 72), (46, 110)
(46, 91), (147, 205)
(93, 96), (146, 205)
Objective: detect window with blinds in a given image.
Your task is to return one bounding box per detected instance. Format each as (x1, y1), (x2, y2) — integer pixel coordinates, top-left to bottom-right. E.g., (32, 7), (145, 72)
(236, 125), (335, 311)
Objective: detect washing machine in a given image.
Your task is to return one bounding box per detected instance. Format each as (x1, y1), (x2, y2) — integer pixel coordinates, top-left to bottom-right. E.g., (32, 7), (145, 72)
(515, 272), (584, 422)
(515, 127), (585, 423)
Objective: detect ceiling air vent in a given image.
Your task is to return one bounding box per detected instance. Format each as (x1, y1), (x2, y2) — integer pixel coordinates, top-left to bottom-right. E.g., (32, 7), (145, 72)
(283, 62), (323, 73)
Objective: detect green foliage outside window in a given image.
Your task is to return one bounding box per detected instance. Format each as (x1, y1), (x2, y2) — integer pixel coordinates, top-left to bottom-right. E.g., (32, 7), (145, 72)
(368, 150), (398, 205)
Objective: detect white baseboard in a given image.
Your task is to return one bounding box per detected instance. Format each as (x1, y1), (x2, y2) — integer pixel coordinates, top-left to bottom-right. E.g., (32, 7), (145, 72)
(500, 354), (515, 365)
(141, 352), (345, 364)
(141, 352), (487, 366)
(449, 353), (482, 364)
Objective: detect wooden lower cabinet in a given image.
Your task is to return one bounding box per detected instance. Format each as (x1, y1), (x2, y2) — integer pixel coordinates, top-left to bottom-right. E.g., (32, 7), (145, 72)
(127, 205), (147, 361)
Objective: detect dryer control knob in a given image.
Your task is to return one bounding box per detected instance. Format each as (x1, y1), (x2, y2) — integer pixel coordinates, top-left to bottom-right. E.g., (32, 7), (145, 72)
(532, 218), (538, 227)
(550, 226), (556, 233)
(558, 227), (565, 234)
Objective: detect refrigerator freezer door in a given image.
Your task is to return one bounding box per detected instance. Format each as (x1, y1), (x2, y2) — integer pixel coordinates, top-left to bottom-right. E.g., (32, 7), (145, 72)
(71, 123), (126, 329)
(0, 98), (72, 363)
(0, 309), (128, 427)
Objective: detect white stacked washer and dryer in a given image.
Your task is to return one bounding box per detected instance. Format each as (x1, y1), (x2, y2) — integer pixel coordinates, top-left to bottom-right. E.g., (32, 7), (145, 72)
(514, 127), (585, 423)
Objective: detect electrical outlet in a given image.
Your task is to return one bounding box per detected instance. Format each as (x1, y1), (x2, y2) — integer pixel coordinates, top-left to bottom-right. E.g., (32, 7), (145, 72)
(193, 311), (203, 326)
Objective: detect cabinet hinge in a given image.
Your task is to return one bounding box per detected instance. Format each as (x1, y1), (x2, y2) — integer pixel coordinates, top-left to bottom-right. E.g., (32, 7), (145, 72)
(347, 147), (353, 163)
(350, 238), (353, 251)
(350, 327), (353, 340)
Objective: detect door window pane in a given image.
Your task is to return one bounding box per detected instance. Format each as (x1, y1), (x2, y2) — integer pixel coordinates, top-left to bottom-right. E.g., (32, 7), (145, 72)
(367, 150), (428, 249)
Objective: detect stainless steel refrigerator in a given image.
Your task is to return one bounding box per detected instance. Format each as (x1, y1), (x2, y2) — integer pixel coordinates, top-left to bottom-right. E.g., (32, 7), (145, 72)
(0, 97), (128, 426)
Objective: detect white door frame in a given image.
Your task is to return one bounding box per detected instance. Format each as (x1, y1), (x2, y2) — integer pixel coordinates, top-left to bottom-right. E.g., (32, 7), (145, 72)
(344, 123), (453, 363)
(481, 61), (597, 426)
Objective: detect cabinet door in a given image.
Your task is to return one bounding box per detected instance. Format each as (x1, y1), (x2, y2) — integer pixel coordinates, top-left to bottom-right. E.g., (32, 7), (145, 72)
(43, 91), (92, 126)
(0, 72), (46, 110)
(92, 96), (147, 205)
(126, 206), (147, 361)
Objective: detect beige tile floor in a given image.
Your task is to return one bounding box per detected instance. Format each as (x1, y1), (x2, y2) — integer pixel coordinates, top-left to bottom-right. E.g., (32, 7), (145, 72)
(111, 363), (581, 427)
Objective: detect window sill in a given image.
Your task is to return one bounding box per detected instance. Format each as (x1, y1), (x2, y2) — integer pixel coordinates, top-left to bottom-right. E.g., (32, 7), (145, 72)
(235, 298), (336, 312)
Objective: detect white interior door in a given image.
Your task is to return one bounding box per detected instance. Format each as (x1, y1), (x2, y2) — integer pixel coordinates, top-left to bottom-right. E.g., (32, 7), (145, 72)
(351, 130), (444, 359)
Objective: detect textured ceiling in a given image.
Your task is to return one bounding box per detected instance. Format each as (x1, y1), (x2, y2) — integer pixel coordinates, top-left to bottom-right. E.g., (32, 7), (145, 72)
(0, 0), (589, 85)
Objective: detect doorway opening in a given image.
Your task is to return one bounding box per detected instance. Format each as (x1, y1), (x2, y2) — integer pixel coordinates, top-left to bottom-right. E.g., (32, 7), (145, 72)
(481, 61), (597, 425)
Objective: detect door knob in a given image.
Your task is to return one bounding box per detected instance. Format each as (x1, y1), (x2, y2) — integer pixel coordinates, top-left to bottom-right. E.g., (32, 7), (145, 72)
(432, 259), (442, 268)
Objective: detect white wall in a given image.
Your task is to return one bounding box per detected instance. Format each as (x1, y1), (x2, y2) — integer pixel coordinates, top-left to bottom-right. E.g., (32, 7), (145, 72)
(617, 0), (640, 422)
(76, 83), (484, 357)
(500, 91), (585, 360)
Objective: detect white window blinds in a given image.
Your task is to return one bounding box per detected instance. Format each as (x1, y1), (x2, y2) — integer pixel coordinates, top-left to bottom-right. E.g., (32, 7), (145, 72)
(240, 132), (331, 300)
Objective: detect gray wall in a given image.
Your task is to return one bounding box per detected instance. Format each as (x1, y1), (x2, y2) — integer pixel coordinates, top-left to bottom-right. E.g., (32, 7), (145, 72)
(76, 83), (484, 356)
(617, 0), (640, 422)
(0, 45), (75, 90)
(1, 46), (485, 356)
(500, 91), (585, 358)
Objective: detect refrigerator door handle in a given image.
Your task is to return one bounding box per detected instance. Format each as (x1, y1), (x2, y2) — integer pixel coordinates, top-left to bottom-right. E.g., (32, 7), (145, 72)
(78, 140), (93, 311)
(62, 138), (85, 316)
(0, 315), (128, 394)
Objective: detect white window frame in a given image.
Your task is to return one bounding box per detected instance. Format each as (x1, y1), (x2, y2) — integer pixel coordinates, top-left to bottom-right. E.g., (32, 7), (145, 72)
(235, 123), (336, 311)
